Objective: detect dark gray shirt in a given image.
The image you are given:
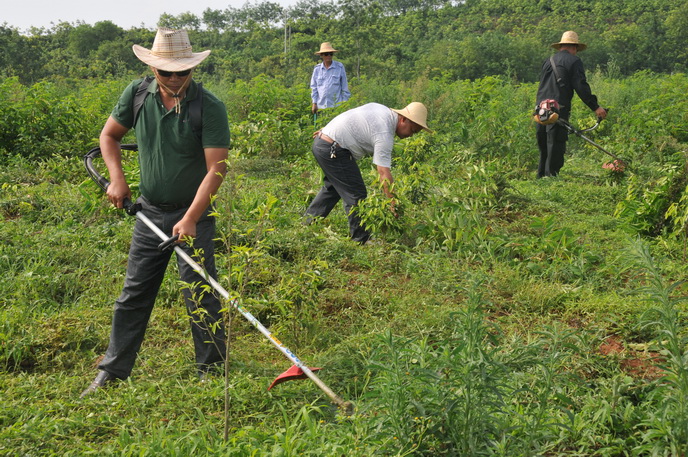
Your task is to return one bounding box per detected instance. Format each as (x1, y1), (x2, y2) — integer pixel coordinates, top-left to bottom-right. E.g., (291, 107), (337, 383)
(536, 49), (599, 120)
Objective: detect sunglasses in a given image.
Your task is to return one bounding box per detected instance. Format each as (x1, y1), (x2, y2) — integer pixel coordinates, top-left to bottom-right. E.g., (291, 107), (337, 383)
(320, 52), (334, 56)
(156, 69), (192, 77)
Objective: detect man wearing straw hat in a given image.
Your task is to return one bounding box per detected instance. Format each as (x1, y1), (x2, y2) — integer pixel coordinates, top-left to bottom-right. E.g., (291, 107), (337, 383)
(81, 28), (230, 397)
(535, 31), (607, 178)
(304, 102), (431, 244)
(310, 42), (351, 116)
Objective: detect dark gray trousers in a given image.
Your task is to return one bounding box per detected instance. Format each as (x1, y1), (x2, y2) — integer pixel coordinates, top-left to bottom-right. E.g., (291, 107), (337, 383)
(98, 197), (226, 379)
(537, 122), (569, 178)
(305, 137), (371, 243)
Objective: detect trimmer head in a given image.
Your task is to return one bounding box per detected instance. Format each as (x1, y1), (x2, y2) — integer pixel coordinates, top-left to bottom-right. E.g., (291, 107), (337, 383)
(268, 365), (322, 390)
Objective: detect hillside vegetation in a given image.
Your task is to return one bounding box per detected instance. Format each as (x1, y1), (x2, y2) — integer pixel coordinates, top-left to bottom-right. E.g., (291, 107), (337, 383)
(1, 0), (687, 84)
(2, 0), (688, 455)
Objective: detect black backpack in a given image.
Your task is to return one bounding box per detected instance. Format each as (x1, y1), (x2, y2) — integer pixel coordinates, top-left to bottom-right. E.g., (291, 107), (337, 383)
(133, 76), (203, 139)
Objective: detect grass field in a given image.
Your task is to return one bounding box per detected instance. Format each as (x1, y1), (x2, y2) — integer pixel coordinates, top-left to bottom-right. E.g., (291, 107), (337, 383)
(2, 73), (688, 455)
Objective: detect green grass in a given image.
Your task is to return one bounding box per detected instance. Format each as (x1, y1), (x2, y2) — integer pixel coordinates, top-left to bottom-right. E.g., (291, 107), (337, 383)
(2, 128), (688, 455)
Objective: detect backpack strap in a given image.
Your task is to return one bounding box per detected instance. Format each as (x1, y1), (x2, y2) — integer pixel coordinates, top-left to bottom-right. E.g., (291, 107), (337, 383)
(133, 76), (154, 126)
(189, 82), (203, 140)
(132, 77), (203, 140)
(550, 55), (564, 88)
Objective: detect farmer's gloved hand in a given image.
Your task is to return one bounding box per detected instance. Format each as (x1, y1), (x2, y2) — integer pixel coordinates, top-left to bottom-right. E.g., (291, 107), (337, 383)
(312, 103), (318, 114)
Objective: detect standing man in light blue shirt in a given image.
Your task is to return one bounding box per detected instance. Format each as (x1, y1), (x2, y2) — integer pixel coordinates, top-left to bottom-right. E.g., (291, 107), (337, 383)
(310, 42), (351, 115)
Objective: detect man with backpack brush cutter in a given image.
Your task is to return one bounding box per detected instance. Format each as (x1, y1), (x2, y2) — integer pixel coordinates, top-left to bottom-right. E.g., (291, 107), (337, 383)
(81, 28), (230, 398)
(534, 31), (607, 178)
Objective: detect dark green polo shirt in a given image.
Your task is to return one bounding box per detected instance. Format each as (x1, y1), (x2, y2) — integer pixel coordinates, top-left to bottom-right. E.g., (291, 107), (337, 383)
(111, 78), (230, 205)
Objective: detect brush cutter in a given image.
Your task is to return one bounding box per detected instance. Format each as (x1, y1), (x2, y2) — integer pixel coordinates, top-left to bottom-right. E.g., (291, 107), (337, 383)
(84, 145), (354, 415)
(555, 110), (630, 169)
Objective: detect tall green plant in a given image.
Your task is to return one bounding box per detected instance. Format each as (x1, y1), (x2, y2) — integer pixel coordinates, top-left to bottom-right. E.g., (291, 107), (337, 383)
(614, 162), (688, 237)
(623, 239), (688, 456)
(362, 279), (513, 455)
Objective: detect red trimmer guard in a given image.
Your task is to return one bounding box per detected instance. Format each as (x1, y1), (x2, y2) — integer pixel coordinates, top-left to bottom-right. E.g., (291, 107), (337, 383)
(268, 365), (321, 390)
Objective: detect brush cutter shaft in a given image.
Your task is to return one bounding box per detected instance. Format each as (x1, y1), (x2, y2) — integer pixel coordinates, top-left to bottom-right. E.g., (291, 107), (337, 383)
(84, 146), (349, 409)
(556, 116), (627, 165)
(136, 212), (347, 406)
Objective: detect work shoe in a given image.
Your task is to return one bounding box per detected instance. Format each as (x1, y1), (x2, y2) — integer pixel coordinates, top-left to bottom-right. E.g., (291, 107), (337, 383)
(80, 370), (116, 399)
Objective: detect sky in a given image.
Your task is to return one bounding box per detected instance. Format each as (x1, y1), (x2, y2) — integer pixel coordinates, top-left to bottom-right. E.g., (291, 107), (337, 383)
(3, 0), (296, 32)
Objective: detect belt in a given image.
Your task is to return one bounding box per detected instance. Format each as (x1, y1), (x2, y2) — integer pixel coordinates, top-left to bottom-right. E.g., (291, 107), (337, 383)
(318, 132), (335, 144)
(317, 132), (345, 159)
(142, 196), (191, 212)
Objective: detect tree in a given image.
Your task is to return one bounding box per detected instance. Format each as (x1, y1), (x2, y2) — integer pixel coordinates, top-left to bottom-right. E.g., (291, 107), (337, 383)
(0, 25), (23, 77)
(663, 3), (688, 72)
(203, 8), (230, 31)
(69, 21), (122, 58)
(158, 12), (202, 30)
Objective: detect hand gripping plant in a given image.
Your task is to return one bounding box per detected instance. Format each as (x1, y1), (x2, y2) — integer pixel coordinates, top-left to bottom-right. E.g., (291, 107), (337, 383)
(84, 145), (354, 415)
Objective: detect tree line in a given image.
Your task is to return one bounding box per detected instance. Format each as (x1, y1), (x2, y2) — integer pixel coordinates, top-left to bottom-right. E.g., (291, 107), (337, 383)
(1, 0), (686, 86)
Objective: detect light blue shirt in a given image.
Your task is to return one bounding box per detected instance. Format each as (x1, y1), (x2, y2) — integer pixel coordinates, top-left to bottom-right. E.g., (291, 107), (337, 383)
(310, 60), (351, 109)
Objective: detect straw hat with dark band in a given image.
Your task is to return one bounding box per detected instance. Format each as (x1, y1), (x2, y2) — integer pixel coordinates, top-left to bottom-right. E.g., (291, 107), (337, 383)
(133, 28), (210, 71)
(315, 42), (338, 55)
(551, 31), (588, 52)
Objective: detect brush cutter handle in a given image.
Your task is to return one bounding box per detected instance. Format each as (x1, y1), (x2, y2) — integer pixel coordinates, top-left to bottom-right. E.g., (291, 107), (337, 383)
(84, 146), (111, 193)
(84, 144), (138, 192)
(84, 145), (140, 215)
(595, 107), (610, 124)
(158, 235), (180, 252)
(577, 108), (610, 133)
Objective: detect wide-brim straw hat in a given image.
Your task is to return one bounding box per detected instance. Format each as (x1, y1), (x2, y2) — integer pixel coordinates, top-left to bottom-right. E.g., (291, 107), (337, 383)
(315, 42), (338, 55)
(392, 102), (433, 133)
(551, 31), (587, 52)
(133, 28), (211, 72)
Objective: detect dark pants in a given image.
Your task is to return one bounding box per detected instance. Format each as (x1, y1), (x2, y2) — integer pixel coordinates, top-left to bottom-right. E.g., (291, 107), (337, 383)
(537, 122), (569, 178)
(305, 137), (371, 244)
(98, 197), (226, 379)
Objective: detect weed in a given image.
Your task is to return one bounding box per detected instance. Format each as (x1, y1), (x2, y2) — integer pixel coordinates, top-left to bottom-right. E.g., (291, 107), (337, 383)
(622, 239), (688, 455)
